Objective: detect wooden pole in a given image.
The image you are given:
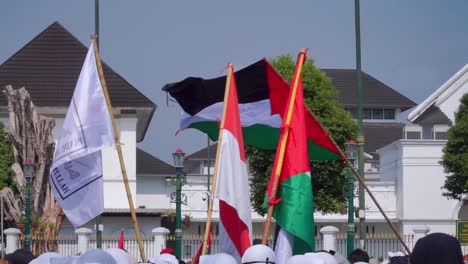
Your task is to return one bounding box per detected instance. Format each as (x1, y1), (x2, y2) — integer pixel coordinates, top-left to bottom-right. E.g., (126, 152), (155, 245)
(308, 110), (411, 254)
(91, 36), (147, 262)
(201, 63), (234, 255)
(261, 49), (307, 245)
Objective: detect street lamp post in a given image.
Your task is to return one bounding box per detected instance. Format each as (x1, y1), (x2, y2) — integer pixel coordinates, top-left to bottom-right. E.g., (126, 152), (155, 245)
(345, 140), (357, 256)
(354, 0), (367, 248)
(23, 160), (34, 252)
(172, 149), (186, 260)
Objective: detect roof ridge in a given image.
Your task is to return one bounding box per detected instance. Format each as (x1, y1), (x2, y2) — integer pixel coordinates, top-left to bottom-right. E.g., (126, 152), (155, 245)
(409, 64), (468, 122)
(137, 148), (172, 163)
(361, 71), (417, 106)
(1, 21), (87, 67)
(187, 143), (218, 159)
(137, 147), (174, 170)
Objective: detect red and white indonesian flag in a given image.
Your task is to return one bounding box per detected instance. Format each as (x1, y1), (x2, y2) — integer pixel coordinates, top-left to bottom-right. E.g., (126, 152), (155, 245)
(49, 43), (114, 227)
(216, 66), (252, 261)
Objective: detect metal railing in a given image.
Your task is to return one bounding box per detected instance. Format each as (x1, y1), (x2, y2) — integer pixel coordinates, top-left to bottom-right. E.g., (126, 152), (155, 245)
(334, 233), (415, 259)
(167, 234), (276, 262)
(18, 232), (415, 262)
(88, 237), (154, 262)
(18, 234), (79, 256)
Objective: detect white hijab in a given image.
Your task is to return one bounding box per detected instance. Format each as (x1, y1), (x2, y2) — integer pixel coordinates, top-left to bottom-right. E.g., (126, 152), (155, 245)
(105, 248), (132, 264)
(200, 253), (237, 264)
(29, 252), (60, 264)
(306, 252), (338, 264)
(288, 255), (325, 264)
(148, 253), (179, 264)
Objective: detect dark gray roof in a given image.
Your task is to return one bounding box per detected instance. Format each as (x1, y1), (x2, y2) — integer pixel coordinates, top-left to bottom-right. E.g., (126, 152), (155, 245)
(189, 123), (404, 161)
(362, 122), (404, 158)
(0, 21), (155, 109)
(188, 144), (217, 160)
(322, 69), (416, 109)
(413, 104), (452, 125)
(137, 148), (174, 175)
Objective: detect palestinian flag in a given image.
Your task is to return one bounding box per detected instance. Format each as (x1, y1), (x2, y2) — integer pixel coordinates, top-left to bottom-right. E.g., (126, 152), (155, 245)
(216, 65), (252, 261)
(267, 53), (314, 263)
(162, 59), (342, 160)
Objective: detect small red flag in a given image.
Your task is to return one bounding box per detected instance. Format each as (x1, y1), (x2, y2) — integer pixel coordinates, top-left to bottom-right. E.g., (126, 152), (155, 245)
(118, 228), (124, 249)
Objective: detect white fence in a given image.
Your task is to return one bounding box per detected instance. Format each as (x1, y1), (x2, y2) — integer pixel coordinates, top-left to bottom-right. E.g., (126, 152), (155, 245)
(6, 225), (431, 262)
(88, 238), (155, 262)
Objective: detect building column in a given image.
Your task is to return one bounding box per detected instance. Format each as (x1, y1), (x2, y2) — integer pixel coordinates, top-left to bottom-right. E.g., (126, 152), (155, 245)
(153, 227), (170, 256)
(4, 228), (21, 254)
(320, 226), (339, 252)
(75, 227), (93, 254)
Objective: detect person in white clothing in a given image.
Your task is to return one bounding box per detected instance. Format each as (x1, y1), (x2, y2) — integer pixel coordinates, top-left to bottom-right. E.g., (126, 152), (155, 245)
(148, 253), (179, 264)
(241, 245), (276, 264)
(29, 252), (60, 264)
(199, 253), (237, 264)
(288, 254), (325, 264)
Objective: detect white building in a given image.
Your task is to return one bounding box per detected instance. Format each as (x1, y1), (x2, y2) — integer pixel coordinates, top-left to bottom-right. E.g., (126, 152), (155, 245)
(2, 21), (466, 242)
(162, 64), (419, 237)
(378, 64), (468, 234)
(169, 64), (468, 238)
(0, 22), (158, 237)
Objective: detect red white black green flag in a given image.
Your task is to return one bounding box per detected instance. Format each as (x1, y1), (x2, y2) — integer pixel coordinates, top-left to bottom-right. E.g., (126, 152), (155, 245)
(163, 59), (341, 161)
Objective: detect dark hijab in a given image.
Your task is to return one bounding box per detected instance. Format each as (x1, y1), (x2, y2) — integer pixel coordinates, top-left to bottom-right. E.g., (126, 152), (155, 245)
(410, 233), (463, 264)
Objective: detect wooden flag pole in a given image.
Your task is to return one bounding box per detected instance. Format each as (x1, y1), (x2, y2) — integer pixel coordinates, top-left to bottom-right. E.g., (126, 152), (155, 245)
(91, 36), (147, 262)
(308, 110), (411, 254)
(261, 49), (307, 245)
(201, 64), (234, 255)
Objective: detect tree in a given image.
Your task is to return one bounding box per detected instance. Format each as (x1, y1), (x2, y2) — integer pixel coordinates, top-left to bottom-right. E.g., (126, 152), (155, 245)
(442, 93), (468, 200)
(0, 122), (16, 193)
(246, 55), (358, 215)
(0, 86), (64, 254)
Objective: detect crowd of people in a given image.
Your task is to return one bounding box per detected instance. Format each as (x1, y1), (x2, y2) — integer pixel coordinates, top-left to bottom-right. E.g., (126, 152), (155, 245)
(0, 233), (466, 264)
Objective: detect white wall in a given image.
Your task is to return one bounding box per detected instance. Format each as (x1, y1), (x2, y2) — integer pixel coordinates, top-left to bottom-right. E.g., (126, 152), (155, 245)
(137, 176), (172, 209)
(362, 182), (397, 220)
(60, 216), (161, 238)
(5, 114), (139, 210)
(379, 140), (460, 234)
(102, 117), (137, 209)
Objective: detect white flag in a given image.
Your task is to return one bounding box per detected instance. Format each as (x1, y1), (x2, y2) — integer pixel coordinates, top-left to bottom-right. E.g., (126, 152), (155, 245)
(49, 43), (114, 227)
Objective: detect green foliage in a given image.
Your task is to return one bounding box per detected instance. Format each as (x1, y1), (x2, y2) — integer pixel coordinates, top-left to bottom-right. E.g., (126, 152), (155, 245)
(247, 55), (358, 215)
(442, 93), (468, 200)
(0, 122), (16, 194)
(18, 215), (26, 225)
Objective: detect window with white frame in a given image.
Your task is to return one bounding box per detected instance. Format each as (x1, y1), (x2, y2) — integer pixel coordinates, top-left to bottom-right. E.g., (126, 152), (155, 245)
(202, 160), (214, 175)
(346, 108), (396, 120)
(433, 125), (450, 140)
(363, 108), (395, 120)
(404, 125), (422, 140)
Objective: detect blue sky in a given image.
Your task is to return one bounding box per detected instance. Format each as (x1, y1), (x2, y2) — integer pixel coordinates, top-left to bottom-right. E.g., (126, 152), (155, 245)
(1, 1), (468, 163)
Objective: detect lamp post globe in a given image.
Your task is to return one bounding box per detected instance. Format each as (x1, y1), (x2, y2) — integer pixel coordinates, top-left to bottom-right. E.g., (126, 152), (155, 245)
(172, 148), (185, 260)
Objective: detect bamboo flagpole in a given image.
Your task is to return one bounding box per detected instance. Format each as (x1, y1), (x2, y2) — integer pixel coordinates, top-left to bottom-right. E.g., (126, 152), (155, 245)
(201, 63), (235, 255)
(308, 110), (411, 254)
(261, 49), (308, 245)
(91, 36), (147, 262)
